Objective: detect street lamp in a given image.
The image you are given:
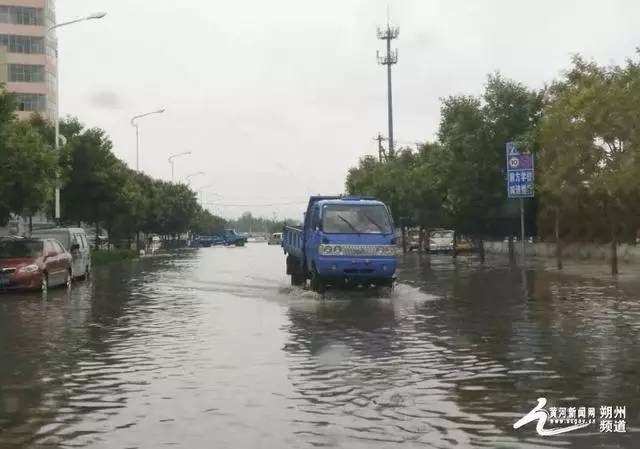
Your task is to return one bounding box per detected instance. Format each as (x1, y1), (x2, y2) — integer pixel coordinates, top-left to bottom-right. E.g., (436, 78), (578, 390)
(48, 11), (107, 220)
(168, 151), (191, 182)
(196, 184), (219, 206)
(131, 109), (165, 171)
(185, 171), (204, 186)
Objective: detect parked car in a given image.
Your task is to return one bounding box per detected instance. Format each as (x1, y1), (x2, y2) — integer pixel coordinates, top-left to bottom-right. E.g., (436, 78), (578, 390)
(407, 228), (421, 251)
(455, 235), (476, 253)
(31, 228), (91, 279)
(0, 238), (73, 292)
(429, 229), (455, 253)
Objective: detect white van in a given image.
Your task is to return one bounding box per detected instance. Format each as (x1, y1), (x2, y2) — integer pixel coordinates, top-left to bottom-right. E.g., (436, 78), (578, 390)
(32, 228), (91, 279)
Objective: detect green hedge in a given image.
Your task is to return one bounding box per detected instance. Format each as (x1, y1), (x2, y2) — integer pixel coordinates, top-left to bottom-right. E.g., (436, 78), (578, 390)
(91, 249), (138, 266)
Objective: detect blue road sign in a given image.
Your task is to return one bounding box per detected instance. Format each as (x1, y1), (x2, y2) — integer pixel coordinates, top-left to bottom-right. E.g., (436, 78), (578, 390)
(506, 142), (534, 198)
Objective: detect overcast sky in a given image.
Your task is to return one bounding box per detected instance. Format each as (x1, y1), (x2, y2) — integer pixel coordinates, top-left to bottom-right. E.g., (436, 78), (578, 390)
(57, 0), (640, 220)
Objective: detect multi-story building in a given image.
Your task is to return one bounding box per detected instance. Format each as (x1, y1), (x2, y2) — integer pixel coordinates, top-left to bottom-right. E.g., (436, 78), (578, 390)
(0, 1), (56, 235)
(0, 0), (56, 121)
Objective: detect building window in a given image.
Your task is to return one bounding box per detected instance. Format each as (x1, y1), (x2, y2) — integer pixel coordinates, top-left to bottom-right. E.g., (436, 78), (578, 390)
(0, 34), (45, 54)
(9, 64), (45, 82)
(15, 93), (46, 112)
(0, 6), (44, 26)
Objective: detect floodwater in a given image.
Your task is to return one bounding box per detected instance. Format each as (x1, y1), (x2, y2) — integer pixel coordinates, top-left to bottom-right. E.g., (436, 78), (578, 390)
(0, 245), (638, 448)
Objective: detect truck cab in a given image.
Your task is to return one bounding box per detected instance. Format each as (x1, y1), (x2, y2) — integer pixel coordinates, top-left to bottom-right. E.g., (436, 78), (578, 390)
(283, 196), (397, 292)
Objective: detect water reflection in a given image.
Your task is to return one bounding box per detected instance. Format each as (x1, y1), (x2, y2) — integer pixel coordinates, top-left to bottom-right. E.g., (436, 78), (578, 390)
(0, 247), (638, 448)
(283, 253), (639, 448)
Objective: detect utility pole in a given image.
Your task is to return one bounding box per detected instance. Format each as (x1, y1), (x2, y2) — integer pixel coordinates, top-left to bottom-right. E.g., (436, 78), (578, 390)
(374, 133), (387, 162)
(377, 21), (399, 159)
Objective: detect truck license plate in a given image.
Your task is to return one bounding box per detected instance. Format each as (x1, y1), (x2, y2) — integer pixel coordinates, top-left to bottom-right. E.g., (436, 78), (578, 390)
(0, 275), (9, 286)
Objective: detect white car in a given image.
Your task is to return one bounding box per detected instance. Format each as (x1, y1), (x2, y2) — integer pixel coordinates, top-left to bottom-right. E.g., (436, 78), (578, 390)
(429, 230), (455, 253)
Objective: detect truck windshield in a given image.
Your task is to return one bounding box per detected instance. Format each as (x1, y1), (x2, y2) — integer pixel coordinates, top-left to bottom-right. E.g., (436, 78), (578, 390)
(322, 204), (393, 234)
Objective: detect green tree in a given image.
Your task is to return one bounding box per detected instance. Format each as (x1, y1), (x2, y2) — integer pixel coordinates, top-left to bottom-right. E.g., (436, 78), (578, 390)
(0, 89), (57, 227)
(0, 87), (16, 224)
(191, 209), (227, 235)
(60, 127), (126, 241)
(539, 55), (640, 273)
(0, 121), (57, 227)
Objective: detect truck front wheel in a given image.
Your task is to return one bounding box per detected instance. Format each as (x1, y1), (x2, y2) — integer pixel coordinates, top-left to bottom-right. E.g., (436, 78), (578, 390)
(310, 267), (326, 294)
(291, 273), (306, 287)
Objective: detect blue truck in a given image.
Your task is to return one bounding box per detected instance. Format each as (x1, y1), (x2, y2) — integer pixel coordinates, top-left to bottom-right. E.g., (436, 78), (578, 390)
(193, 229), (247, 247)
(282, 196), (397, 292)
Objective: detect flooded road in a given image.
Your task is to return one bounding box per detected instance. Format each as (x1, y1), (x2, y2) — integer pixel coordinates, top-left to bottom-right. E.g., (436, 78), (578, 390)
(1, 244), (638, 448)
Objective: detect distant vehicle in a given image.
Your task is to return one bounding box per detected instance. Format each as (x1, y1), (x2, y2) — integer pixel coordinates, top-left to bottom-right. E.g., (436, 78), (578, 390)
(407, 228), (421, 251)
(192, 235), (225, 247)
(31, 228), (91, 279)
(282, 196), (397, 292)
(455, 235), (476, 253)
(429, 229), (455, 253)
(0, 238), (73, 292)
(193, 229), (247, 247)
(222, 229), (247, 247)
(148, 235), (162, 254)
(268, 232), (283, 245)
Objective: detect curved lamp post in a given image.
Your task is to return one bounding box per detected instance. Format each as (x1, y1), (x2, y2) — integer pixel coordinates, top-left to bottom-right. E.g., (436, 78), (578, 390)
(131, 109), (165, 171)
(185, 171), (204, 186)
(168, 151), (191, 182)
(49, 11), (107, 220)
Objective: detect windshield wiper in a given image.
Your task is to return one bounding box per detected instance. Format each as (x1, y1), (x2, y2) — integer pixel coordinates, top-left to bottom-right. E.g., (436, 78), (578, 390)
(337, 215), (359, 233)
(363, 214), (386, 233)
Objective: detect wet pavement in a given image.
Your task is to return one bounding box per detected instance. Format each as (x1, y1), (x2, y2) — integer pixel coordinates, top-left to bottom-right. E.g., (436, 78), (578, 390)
(0, 244), (638, 448)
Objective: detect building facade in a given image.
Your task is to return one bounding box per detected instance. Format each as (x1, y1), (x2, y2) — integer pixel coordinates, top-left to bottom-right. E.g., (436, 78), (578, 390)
(0, 0), (56, 121)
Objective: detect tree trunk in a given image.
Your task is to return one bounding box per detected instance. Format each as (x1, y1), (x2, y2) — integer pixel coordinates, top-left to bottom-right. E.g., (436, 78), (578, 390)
(418, 226), (424, 254)
(401, 226), (407, 254)
(555, 207), (563, 270)
(611, 215), (618, 276)
(95, 222), (100, 251)
(452, 231), (458, 259)
(28, 216), (33, 237)
(508, 236), (515, 264)
(479, 236), (485, 263)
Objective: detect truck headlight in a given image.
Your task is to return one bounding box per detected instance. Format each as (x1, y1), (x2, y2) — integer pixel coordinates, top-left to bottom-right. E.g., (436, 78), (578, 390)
(381, 246), (396, 256)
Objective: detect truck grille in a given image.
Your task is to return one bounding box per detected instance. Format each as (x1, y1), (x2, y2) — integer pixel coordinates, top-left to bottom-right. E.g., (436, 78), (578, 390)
(337, 245), (393, 257)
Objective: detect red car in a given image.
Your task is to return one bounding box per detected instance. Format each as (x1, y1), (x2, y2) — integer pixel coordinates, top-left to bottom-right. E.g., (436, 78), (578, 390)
(0, 238), (73, 292)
